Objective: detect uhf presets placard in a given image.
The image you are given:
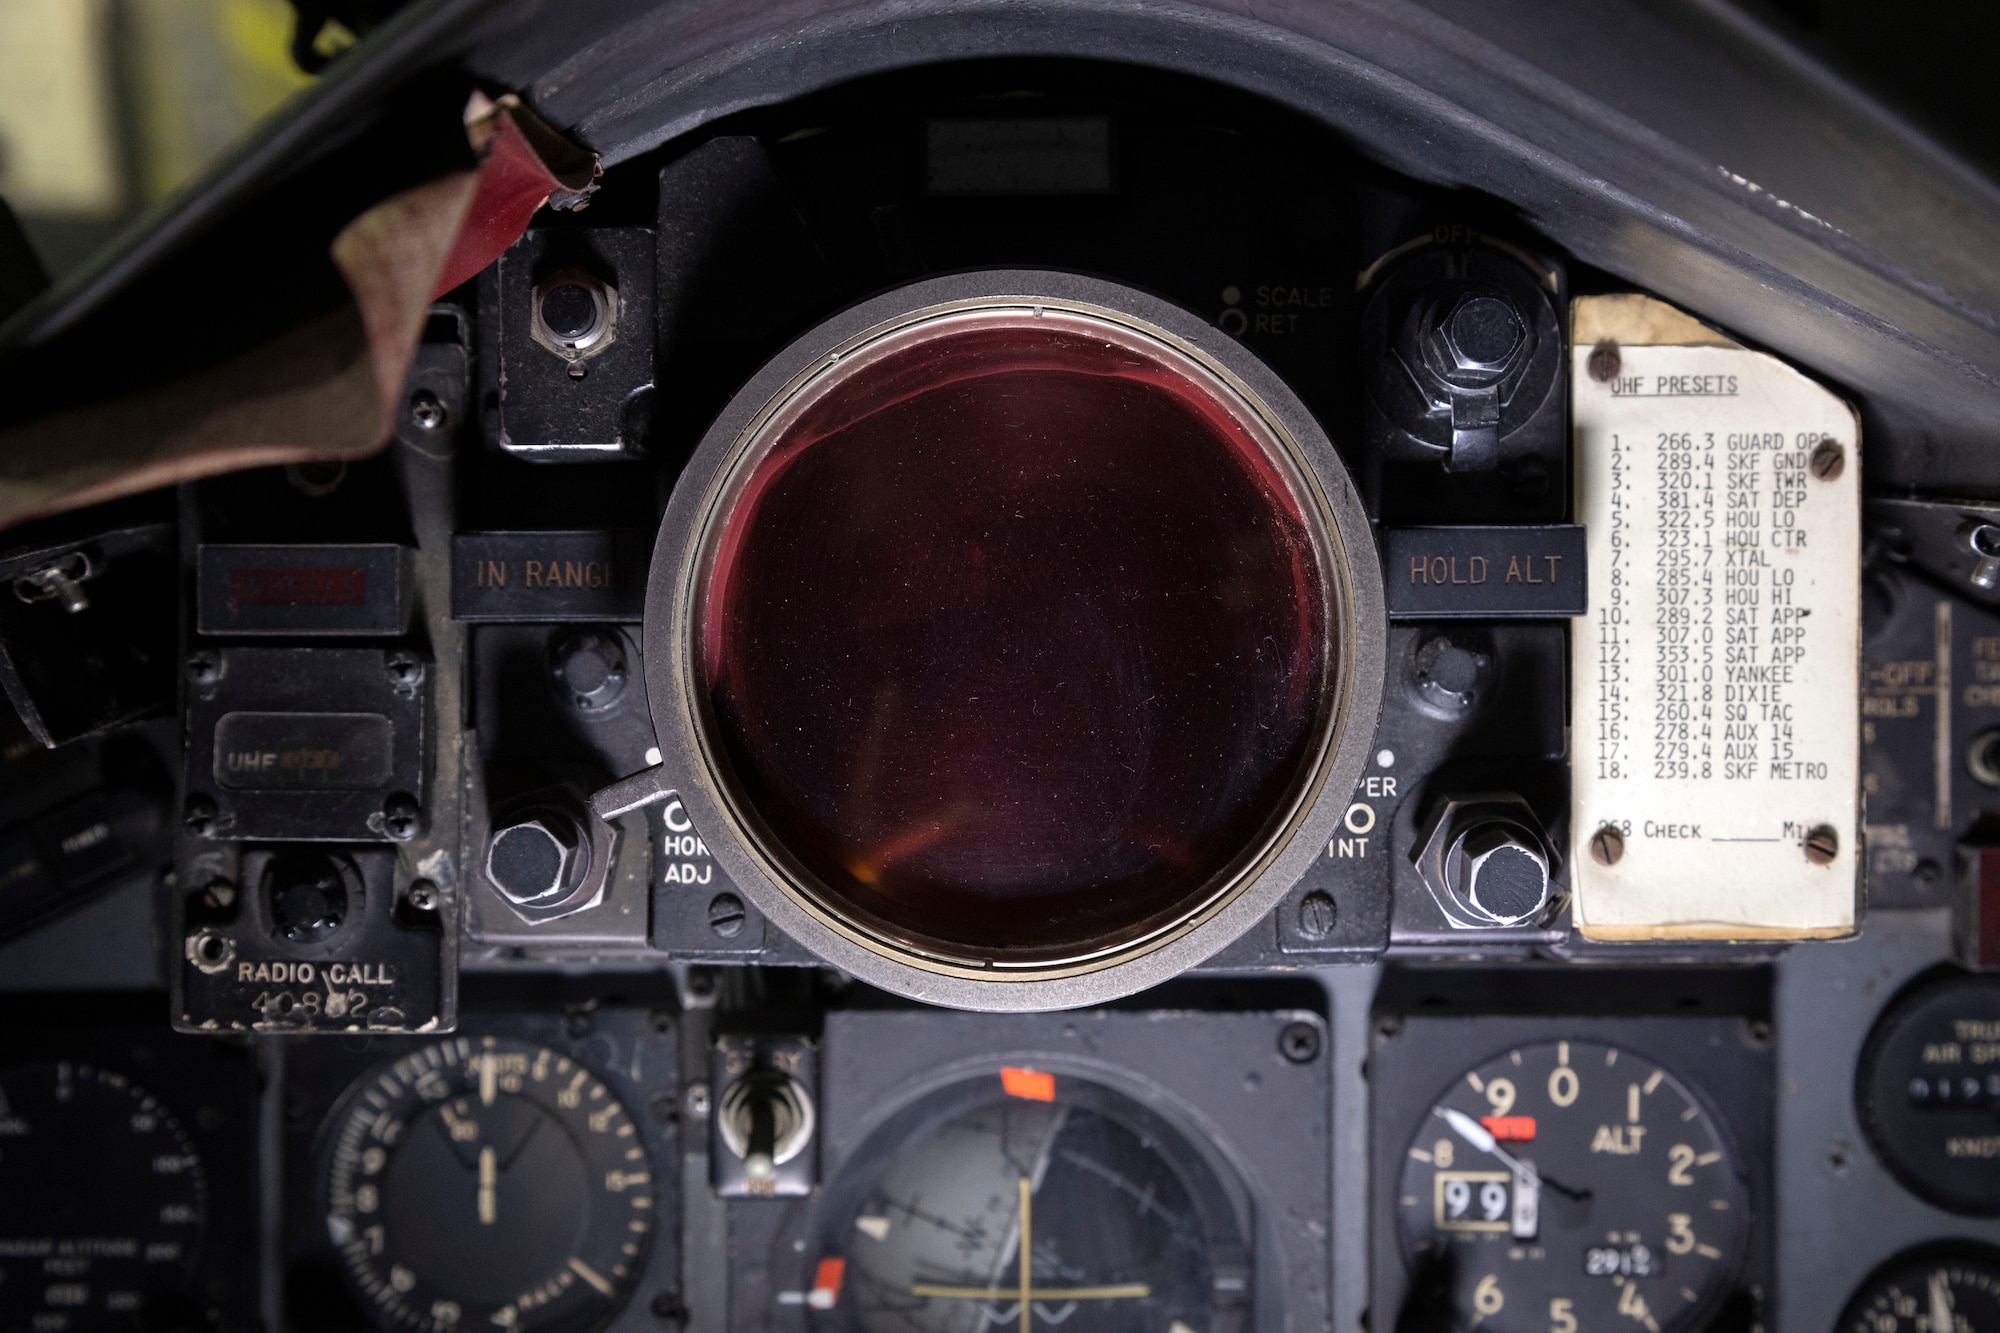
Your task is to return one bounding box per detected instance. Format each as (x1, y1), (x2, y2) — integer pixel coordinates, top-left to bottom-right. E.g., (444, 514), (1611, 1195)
(1570, 294), (1860, 940)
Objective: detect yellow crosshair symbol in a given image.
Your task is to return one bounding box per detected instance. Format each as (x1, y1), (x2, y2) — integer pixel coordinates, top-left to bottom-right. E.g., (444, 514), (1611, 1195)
(909, 1176), (1151, 1332)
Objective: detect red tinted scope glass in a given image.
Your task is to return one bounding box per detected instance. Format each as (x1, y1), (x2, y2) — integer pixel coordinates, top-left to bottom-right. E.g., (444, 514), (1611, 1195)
(696, 304), (1336, 966)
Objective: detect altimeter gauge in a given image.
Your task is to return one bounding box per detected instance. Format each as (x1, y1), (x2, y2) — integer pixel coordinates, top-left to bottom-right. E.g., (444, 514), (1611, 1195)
(1396, 1040), (1748, 1333)
(320, 1036), (653, 1332)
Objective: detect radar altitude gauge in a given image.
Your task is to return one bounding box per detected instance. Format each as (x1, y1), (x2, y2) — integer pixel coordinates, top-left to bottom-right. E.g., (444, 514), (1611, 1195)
(0, 1061), (207, 1331)
(319, 1036), (654, 1332)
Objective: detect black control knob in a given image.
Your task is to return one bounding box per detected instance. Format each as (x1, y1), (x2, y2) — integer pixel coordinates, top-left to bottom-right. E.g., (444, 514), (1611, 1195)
(1360, 243), (1563, 477)
(549, 629), (628, 712)
(1410, 632), (1491, 716)
(1452, 820), (1551, 926)
(264, 851), (349, 943)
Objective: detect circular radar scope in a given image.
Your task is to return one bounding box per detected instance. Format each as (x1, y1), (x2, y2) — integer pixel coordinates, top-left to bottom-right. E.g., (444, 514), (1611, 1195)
(646, 271), (1384, 1009)
(802, 1072), (1255, 1331)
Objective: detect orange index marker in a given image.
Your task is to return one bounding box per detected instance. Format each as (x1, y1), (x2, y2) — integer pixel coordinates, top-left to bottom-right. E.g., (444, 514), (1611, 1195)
(999, 1066), (1056, 1102)
(1479, 1114), (1537, 1142)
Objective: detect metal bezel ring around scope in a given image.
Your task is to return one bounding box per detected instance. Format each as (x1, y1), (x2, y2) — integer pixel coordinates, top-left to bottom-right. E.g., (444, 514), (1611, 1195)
(638, 269), (1386, 1010)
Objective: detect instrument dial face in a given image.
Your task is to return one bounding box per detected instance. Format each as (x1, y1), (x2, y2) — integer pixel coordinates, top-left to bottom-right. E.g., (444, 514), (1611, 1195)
(1855, 971), (2000, 1216)
(321, 1037), (653, 1333)
(1837, 1244), (2000, 1333)
(1396, 1040), (1747, 1333)
(0, 1061), (206, 1332)
(808, 1074), (1252, 1332)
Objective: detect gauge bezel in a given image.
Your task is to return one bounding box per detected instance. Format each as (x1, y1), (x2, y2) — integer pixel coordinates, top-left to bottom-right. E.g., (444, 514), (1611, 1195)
(1833, 1241), (2000, 1333)
(1391, 1036), (1752, 1333)
(1368, 1010), (1776, 1333)
(1392, 1037), (1752, 1333)
(313, 1034), (657, 1333)
(1853, 965), (2000, 1218)
(0, 1061), (211, 1328)
(641, 269), (1386, 1010)
(807, 1061), (1258, 1331)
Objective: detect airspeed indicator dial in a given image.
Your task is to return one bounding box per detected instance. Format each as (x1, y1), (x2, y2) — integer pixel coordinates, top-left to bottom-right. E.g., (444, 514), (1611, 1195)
(1837, 1244), (2000, 1333)
(321, 1036), (653, 1333)
(1396, 1040), (1747, 1333)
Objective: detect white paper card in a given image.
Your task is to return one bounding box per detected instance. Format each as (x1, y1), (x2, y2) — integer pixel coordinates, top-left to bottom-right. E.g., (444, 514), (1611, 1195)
(1570, 296), (1860, 940)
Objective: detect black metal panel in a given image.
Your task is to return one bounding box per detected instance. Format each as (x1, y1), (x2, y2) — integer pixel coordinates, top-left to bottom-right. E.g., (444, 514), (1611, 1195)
(728, 1004), (1333, 1332)
(478, 0), (2000, 489)
(483, 225), (658, 459)
(1369, 972), (1776, 1333)
(0, 523), (177, 747)
(185, 646), (429, 843)
(176, 844), (448, 1033)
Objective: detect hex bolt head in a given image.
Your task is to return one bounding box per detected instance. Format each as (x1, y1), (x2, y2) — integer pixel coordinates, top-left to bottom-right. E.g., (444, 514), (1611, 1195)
(1453, 820), (1551, 925)
(1444, 294), (1524, 370)
(1589, 824), (1626, 866)
(485, 815), (583, 904)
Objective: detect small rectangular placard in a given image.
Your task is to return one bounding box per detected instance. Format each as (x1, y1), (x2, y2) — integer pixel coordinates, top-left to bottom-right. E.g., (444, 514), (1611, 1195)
(926, 118), (1113, 195)
(1384, 526), (1586, 618)
(1569, 293), (1861, 940)
(451, 530), (652, 622)
(197, 544), (409, 636)
(213, 712), (394, 791)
